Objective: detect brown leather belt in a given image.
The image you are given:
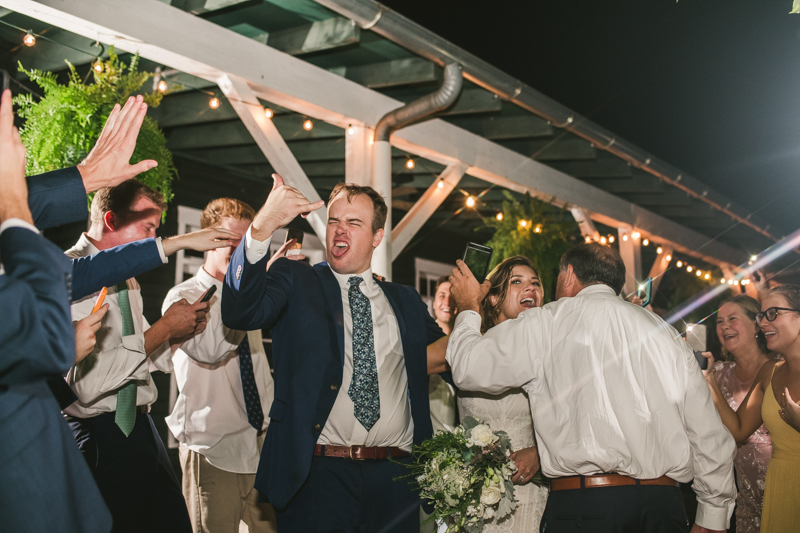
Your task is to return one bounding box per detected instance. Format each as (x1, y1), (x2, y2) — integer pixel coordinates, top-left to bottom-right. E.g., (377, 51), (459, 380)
(313, 444), (411, 460)
(550, 474), (678, 491)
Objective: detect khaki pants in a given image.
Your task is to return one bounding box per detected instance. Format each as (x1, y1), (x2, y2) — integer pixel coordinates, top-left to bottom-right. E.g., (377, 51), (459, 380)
(179, 443), (277, 533)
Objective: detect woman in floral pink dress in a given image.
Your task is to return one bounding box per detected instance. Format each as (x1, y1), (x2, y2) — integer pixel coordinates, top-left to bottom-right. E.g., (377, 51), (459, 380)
(711, 296), (774, 533)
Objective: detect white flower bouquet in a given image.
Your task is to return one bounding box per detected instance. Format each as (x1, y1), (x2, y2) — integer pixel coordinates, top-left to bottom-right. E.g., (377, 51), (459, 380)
(397, 416), (519, 532)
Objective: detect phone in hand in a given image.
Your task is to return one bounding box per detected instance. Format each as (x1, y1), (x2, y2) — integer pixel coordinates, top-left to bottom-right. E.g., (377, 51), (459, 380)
(285, 228), (304, 256)
(462, 243), (493, 283)
(637, 278), (653, 307)
(686, 323), (708, 370)
(199, 285), (217, 303)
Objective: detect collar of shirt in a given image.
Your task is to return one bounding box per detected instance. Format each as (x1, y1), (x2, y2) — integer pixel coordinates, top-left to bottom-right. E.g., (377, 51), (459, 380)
(329, 265), (379, 298)
(196, 266), (223, 290)
(575, 284), (617, 298)
(74, 232), (100, 256)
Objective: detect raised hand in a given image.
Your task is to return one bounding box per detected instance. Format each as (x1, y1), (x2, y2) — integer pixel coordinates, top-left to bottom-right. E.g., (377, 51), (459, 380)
(267, 238), (306, 271)
(448, 259), (491, 314)
(73, 304), (109, 364)
(700, 351), (716, 378)
(0, 88), (31, 224)
(251, 173), (325, 241)
(162, 227), (242, 255)
(77, 95), (157, 193)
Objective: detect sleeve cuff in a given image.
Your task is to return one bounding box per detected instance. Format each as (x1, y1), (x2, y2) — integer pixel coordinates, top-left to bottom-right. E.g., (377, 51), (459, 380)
(454, 309), (482, 330)
(244, 225), (272, 265)
(121, 335), (150, 381)
(694, 502), (732, 531)
(155, 237), (168, 264)
(0, 218), (40, 236)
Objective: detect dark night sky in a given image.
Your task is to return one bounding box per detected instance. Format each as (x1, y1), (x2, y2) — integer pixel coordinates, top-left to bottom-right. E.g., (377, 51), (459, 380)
(383, 0), (800, 236)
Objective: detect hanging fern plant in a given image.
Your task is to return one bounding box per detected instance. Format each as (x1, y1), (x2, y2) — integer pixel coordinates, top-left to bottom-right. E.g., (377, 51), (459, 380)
(482, 191), (580, 301)
(14, 47), (177, 210)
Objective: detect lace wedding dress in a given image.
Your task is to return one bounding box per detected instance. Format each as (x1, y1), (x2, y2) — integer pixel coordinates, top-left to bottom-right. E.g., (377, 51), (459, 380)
(458, 388), (548, 532)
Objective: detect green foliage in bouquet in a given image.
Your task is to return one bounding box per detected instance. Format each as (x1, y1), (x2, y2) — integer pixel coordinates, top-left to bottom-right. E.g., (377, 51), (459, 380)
(13, 48), (177, 212)
(483, 191), (580, 301)
(398, 416), (542, 533)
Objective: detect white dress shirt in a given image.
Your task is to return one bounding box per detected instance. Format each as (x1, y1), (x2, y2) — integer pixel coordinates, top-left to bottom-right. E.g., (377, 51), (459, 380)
(163, 267), (274, 474)
(446, 284), (737, 531)
(245, 227), (413, 451)
(64, 233), (171, 417)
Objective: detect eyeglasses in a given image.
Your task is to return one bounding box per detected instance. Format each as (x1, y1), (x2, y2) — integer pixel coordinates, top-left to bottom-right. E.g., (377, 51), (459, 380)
(756, 307), (800, 322)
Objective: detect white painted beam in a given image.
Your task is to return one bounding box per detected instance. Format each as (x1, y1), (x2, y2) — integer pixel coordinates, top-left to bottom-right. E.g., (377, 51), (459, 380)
(2, 0), (746, 268)
(345, 124), (371, 186)
(392, 163), (467, 260)
(570, 207), (600, 242)
(648, 245), (673, 295)
(618, 227), (642, 296)
(217, 74), (327, 241)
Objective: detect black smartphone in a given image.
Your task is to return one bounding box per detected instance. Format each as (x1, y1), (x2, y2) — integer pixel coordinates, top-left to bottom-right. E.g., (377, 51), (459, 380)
(285, 228), (304, 256)
(199, 285), (217, 303)
(637, 278), (653, 307)
(1, 70), (9, 93)
(462, 242), (493, 283)
(693, 351), (709, 371)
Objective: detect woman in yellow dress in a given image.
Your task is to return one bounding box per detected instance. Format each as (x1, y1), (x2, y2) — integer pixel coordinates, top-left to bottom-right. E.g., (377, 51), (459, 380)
(703, 285), (800, 533)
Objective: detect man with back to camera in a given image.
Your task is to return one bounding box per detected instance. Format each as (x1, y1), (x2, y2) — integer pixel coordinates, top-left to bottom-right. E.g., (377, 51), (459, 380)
(64, 180), (240, 533)
(446, 242), (737, 533)
(163, 198), (278, 533)
(222, 174), (448, 532)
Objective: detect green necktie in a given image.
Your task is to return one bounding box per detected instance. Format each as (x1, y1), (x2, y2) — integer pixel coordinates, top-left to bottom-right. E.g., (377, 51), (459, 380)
(115, 282), (137, 437)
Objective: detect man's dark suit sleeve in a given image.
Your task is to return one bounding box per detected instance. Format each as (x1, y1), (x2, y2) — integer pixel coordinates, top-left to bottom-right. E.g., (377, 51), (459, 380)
(70, 238), (165, 301)
(222, 239), (293, 331)
(0, 227), (75, 386)
(26, 167), (88, 230)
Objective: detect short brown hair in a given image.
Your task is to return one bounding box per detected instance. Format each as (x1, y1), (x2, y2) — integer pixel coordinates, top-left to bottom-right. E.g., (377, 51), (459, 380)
(200, 198), (255, 229)
(559, 242), (626, 295)
(90, 179), (167, 225)
(328, 183), (387, 233)
(482, 256), (537, 332)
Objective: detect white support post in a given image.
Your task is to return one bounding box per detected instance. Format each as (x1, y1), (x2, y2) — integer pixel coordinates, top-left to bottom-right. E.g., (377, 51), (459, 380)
(345, 125), (372, 186)
(217, 74), (327, 243)
(618, 227), (642, 296)
(570, 207), (600, 242)
(371, 140), (393, 280)
(392, 163), (467, 260)
(647, 245), (673, 296)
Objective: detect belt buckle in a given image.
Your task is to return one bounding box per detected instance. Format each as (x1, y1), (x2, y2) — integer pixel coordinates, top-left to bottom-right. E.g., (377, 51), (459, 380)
(349, 444), (366, 460)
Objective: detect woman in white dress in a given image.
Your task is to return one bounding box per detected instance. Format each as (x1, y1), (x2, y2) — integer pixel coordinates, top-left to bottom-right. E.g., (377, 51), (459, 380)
(457, 256), (549, 532)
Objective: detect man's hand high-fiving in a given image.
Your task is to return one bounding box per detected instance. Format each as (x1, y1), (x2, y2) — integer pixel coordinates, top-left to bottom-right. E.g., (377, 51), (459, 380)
(251, 173), (325, 241)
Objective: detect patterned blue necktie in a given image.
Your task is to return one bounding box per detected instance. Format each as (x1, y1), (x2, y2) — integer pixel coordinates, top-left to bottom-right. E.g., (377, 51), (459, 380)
(238, 336), (264, 431)
(347, 276), (380, 431)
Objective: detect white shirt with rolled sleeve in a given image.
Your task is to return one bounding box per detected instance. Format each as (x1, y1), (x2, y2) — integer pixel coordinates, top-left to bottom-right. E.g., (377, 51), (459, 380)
(245, 226), (413, 451)
(64, 233), (171, 417)
(445, 283), (737, 531)
(163, 266), (274, 474)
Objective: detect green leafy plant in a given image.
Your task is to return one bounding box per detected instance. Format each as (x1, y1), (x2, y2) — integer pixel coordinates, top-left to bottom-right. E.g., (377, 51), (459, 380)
(483, 191), (580, 301)
(14, 48), (177, 211)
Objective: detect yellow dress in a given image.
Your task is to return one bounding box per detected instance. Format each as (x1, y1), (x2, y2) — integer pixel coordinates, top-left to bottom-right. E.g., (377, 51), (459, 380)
(759, 378), (800, 533)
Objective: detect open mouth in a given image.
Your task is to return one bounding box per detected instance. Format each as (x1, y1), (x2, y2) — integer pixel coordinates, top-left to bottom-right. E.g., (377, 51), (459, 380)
(520, 297), (535, 309)
(722, 333), (737, 341)
(439, 307), (451, 314)
(331, 240), (350, 258)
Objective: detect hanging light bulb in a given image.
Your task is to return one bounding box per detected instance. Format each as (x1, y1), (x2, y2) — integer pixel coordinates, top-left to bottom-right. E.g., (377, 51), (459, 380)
(437, 179), (444, 189)
(728, 279), (734, 285)
(734, 280), (739, 286)
(676, 261), (683, 267)
(632, 231), (641, 239)
(466, 196), (475, 207)
(687, 266), (693, 273)
(157, 80), (168, 93)
(264, 108), (274, 119)
(303, 119), (313, 131)
(406, 159), (415, 170)
(642, 238), (649, 246)
(347, 125), (355, 135)
(750, 255), (758, 263)
(666, 254), (672, 262)
(585, 236), (592, 243)
(534, 225), (542, 234)
(23, 31), (35, 47)
(93, 61), (104, 73)
(209, 97), (220, 109)
(720, 278), (726, 284)
(496, 212), (503, 221)
(656, 247), (663, 254)
(622, 234), (629, 242)
(519, 220), (528, 228)
(600, 236), (607, 244)
(608, 235), (615, 243)
(704, 273), (710, 280)
(696, 270), (702, 277)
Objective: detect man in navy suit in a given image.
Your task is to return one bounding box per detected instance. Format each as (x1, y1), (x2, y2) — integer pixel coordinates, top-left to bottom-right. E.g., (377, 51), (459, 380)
(223, 175), (447, 532)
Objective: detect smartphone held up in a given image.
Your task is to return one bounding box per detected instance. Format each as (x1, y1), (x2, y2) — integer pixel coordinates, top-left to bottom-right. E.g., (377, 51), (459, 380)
(462, 242), (493, 284)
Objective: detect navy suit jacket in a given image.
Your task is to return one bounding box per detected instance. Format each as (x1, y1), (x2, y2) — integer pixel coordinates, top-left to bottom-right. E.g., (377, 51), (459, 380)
(222, 245), (445, 509)
(0, 225), (111, 532)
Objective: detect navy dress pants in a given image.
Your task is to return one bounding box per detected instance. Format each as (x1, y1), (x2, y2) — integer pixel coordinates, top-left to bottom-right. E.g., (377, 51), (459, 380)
(276, 455), (421, 533)
(69, 411), (192, 533)
(540, 483), (691, 533)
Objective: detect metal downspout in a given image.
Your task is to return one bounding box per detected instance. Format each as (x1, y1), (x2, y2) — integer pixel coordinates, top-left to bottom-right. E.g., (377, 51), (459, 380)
(314, 0), (777, 243)
(371, 63), (463, 280)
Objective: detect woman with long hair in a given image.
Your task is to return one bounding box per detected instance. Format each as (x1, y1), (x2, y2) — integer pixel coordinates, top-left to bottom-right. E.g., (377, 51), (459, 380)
(457, 256), (548, 531)
(707, 296), (773, 532)
(704, 286), (800, 533)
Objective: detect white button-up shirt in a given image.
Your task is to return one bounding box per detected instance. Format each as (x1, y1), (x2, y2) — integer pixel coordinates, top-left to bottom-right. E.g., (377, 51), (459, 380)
(446, 284), (737, 531)
(163, 267), (274, 474)
(65, 233), (171, 417)
(245, 228), (413, 451)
